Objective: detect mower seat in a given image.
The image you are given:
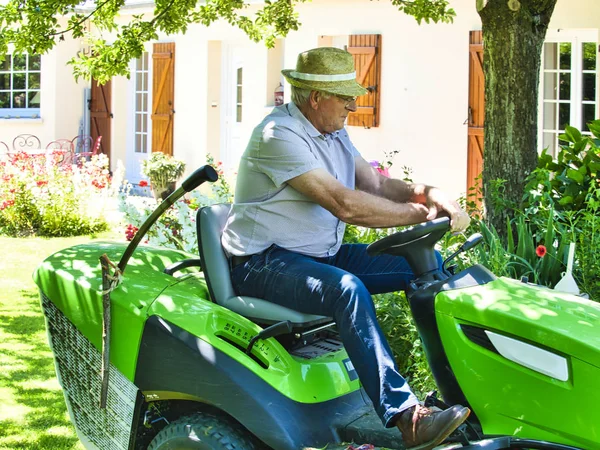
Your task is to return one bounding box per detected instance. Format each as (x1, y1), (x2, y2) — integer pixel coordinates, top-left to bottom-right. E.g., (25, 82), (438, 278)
(197, 204), (331, 327)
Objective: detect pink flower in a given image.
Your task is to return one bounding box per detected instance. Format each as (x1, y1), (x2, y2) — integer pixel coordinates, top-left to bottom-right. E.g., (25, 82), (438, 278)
(139, 180), (148, 187)
(369, 160), (390, 178)
(536, 245), (547, 257)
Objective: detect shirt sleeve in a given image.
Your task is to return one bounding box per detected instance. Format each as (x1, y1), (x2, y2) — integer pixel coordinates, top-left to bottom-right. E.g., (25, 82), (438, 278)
(255, 120), (325, 188)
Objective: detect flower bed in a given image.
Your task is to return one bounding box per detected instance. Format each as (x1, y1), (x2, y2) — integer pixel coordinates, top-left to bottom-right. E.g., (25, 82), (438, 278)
(0, 151), (115, 237)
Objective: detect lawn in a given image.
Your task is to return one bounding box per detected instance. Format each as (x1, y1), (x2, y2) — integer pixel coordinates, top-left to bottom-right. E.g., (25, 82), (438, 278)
(0, 233), (121, 450)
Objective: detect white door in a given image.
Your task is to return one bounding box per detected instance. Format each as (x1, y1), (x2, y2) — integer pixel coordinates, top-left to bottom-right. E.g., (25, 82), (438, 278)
(221, 44), (245, 171)
(126, 52), (152, 184)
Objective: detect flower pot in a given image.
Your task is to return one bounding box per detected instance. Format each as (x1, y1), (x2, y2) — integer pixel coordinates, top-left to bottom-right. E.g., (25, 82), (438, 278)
(152, 182), (176, 201)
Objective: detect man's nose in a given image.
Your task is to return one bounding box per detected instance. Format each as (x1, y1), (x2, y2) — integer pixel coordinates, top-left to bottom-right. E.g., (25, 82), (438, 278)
(345, 100), (357, 112)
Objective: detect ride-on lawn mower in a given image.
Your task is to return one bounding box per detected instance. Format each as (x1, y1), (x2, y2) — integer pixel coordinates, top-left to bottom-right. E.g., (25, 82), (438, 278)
(34, 166), (600, 450)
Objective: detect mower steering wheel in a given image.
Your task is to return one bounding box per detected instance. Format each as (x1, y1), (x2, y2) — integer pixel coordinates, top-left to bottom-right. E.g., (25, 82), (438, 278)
(366, 218), (451, 278)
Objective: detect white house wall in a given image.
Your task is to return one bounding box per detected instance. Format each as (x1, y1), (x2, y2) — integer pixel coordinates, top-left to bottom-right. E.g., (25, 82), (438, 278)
(6, 0), (597, 200)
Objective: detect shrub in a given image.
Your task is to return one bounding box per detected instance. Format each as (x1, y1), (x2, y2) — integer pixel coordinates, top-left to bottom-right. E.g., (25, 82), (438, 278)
(0, 153), (114, 237)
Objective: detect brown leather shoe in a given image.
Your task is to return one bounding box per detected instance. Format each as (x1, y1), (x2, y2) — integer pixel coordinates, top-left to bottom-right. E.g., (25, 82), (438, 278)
(395, 404), (470, 450)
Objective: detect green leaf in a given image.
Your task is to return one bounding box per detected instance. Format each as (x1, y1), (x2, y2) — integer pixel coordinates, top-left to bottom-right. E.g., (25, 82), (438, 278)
(563, 125), (583, 144)
(566, 168), (584, 184)
(558, 195), (574, 206)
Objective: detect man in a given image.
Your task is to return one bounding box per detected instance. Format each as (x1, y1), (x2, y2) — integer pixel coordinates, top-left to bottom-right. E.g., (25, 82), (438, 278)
(222, 47), (471, 450)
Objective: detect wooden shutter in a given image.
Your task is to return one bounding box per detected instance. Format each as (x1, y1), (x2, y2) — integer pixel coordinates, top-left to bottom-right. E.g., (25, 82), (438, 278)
(152, 42), (175, 156)
(347, 34), (381, 128)
(90, 78), (112, 160)
(467, 31), (484, 206)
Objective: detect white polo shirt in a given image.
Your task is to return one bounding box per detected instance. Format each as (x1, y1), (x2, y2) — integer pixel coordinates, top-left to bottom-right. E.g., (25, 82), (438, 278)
(221, 102), (360, 258)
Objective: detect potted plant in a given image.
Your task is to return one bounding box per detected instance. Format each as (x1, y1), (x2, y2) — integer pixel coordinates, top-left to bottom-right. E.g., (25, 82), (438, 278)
(141, 152), (186, 201)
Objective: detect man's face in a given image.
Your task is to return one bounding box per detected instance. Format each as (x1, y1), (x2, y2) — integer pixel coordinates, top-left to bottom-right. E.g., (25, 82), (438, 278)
(312, 93), (357, 134)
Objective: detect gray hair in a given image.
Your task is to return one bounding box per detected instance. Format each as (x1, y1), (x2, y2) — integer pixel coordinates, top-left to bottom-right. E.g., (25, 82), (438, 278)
(291, 86), (332, 107)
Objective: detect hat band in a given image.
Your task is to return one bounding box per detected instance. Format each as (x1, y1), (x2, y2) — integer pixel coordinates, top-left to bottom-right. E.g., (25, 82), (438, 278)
(290, 71), (356, 82)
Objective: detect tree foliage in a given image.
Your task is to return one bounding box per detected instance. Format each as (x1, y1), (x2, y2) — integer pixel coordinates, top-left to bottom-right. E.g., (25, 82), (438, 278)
(0, 0), (455, 83)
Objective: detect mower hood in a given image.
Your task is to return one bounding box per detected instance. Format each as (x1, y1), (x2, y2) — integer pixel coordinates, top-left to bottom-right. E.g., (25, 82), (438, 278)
(437, 276), (600, 368)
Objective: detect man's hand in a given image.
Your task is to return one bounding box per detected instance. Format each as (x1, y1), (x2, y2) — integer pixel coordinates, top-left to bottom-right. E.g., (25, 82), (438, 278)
(425, 188), (470, 233)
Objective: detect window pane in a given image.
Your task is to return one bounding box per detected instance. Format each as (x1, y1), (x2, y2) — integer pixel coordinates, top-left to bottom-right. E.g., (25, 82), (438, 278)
(559, 43), (571, 70)
(544, 72), (557, 99)
(143, 52), (148, 70)
(135, 113), (142, 132)
(135, 134), (142, 153)
(13, 72), (25, 90)
(559, 72), (571, 100)
(28, 91), (40, 107)
(28, 55), (41, 70)
(136, 93), (143, 111)
(142, 112), (148, 132)
(582, 73), (596, 101)
(28, 73), (40, 89)
(543, 103), (557, 129)
(543, 132), (557, 156)
(237, 67), (243, 84)
(0, 92), (9, 108)
(0, 57), (10, 72)
(13, 91), (26, 108)
(0, 73), (9, 90)
(236, 86), (242, 103)
(544, 43), (557, 69)
(582, 104), (596, 131)
(582, 42), (596, 71)
(559, 103), (571, 129)
(236, 105), (242, 122)
(143, 93), (148, 111)
(13, 55), (26, 71)
(136, 71), (143, 91)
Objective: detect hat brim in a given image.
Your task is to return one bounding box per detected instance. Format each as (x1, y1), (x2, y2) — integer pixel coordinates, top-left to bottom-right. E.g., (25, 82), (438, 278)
(282, 69), (368, 97)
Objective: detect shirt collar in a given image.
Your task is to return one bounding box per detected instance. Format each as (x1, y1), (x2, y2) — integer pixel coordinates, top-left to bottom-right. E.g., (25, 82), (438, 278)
(287, 101), (332, 139)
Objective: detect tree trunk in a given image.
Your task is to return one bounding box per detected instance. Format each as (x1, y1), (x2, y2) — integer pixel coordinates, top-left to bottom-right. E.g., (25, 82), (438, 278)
(478, 0), (557, 234)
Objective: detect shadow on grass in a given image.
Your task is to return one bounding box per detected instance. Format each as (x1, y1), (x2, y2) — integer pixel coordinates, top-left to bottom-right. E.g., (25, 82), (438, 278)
(0, 285), (81, 450)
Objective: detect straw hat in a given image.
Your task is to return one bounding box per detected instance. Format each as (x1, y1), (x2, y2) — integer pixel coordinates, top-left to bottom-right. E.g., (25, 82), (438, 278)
(282, 47), (368, 97)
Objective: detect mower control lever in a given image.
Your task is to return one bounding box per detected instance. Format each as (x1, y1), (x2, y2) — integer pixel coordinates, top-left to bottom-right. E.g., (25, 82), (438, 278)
(442, 233), (483, 273)
(246, 320), (293, 355)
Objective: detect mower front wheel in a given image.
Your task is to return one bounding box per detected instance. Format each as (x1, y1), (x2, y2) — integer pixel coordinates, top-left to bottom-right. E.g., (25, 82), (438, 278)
(148, 413), (258, 450)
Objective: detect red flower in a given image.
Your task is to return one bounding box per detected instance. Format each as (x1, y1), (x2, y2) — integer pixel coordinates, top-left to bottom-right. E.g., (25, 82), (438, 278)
(36, 180), (48, 187)
(91, 179), (106, 189)
(139, 180), (149, 187)
(125, 224), (139, 241)
(536, 245), (547, 257)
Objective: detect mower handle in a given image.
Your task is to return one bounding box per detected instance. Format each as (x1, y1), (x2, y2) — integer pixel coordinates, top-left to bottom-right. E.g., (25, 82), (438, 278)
(118, 165), (219, 274)
(182, 165), (218, 192)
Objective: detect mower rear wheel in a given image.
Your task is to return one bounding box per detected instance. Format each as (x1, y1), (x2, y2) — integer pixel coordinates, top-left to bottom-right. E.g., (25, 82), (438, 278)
(148, 413), (258, 450)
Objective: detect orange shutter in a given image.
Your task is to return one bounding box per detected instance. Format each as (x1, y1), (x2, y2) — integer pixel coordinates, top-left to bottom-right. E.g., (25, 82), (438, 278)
(90, 78), (112, 160)
(347, 34), (381, 128)
(152, 42), (176, 156)
(467, 31), (484, 208)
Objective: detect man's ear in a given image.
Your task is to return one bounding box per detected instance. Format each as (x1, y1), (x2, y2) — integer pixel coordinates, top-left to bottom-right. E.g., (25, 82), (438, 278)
(309, 90), (320, 110)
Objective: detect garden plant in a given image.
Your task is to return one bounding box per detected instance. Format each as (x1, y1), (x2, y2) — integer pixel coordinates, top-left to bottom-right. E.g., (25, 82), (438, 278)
(0, 152), (116, 237)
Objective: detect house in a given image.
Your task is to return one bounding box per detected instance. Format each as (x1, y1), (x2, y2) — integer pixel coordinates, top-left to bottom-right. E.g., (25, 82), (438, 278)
(0, 0), (598, 200)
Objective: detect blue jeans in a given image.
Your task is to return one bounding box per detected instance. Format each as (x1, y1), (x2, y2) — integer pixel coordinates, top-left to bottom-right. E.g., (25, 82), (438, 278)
(231, 243), (442, 427)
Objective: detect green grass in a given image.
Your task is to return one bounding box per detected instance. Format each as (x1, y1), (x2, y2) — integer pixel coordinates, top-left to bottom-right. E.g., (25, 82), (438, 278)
(0, 232), (122, 450)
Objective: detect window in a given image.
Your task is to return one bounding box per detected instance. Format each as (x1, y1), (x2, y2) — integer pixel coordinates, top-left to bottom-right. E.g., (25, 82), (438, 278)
(0, 54), (41, 118)
(134, 52), (149, 153)
(539, 32), (598, 156)
(236, 67), (242, 123)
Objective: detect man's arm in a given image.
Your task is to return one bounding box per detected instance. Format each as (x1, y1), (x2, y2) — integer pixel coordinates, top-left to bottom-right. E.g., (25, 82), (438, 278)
(287, 168), (430, 228)
(354, 156), (470, 232)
